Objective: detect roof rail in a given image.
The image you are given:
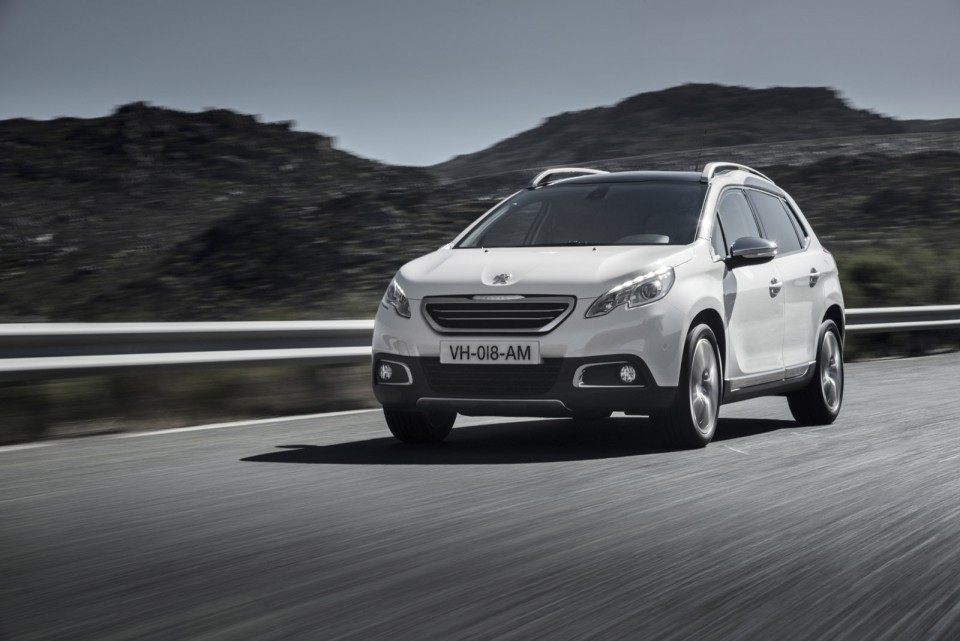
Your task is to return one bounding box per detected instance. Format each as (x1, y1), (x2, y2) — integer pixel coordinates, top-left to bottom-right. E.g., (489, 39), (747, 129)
(527, 167), (608, 189)
(700, 162), (774, 184)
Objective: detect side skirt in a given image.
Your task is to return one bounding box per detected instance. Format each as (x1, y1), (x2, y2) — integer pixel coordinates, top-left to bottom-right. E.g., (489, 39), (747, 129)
(722, 363), (816, 405)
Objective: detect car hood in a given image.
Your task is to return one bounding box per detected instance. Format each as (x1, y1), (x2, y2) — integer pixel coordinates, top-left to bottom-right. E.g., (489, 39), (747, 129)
(397, 245), (695, 299)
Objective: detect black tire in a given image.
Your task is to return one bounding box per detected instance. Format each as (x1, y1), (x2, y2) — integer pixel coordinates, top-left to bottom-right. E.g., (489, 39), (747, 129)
(383, 408), (456, 443)
(651, 324), (722, 449)
(787, 320), (843, 426)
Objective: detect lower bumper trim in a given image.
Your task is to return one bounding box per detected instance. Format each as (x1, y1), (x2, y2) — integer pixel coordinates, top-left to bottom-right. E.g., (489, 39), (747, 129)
(374, 352), (677, 417)
(417, 397), (572, 417)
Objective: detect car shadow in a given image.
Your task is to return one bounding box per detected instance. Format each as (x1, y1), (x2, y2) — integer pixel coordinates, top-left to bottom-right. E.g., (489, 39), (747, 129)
(714, 417), (799, 442)
(240, 416), (799, 465)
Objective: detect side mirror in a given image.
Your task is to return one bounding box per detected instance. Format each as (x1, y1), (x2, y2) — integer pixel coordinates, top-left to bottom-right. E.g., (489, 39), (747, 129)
(727, 236), (777, 265)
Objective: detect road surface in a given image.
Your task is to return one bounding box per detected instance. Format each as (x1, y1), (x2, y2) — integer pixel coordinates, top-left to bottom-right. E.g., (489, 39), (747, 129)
(3, 354), (960, 640)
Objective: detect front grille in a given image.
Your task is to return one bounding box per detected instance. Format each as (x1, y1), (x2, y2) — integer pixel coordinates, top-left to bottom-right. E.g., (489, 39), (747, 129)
(422, 296), (575, 334)
(421, 359), (561, 397)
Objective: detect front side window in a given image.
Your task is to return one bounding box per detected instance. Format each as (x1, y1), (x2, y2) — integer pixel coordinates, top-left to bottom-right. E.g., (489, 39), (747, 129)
(457, 181), (707, 248)
(716, 190), (760, 252)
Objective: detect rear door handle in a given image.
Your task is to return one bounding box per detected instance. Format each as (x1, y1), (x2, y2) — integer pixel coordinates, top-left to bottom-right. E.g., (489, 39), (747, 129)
(770, 278), (782, 297)
(809, 268), (820, 287)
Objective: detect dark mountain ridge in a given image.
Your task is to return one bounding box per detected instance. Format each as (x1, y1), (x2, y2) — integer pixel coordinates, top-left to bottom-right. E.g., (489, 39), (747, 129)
(1, 84), (959, 321)
(433, 83), (960, 179)
(0, 102), (440, 320)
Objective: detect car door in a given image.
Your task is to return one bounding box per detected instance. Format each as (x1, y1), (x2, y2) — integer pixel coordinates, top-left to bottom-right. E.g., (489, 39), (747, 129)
(715, 189), (785, 384)
(746, 189), (818, 372)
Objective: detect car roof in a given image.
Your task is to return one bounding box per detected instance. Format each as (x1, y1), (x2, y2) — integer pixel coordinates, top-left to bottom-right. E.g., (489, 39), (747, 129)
(546, 170), (703, 185)
(541, 169), (789, 199)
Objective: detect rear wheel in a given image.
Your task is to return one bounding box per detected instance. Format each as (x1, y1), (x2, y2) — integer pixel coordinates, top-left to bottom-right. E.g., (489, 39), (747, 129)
(652, 324), (721, 448)
(383, 409), (456, 443)
(787, 320), (843, 425)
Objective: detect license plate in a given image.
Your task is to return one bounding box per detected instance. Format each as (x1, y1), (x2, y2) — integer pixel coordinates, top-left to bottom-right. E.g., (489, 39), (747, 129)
(440, 341), (540, 365)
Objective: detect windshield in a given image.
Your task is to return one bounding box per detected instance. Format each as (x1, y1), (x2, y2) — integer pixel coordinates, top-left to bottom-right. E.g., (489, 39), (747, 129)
(457, 181), (707, 248)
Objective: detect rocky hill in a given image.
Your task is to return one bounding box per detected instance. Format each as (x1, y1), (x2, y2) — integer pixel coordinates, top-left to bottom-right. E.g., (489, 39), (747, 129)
(0, 102), (465, 320)
(1, 86), (959, 321)
(433, 84), (960, 179)
(66, 189), (485, 320)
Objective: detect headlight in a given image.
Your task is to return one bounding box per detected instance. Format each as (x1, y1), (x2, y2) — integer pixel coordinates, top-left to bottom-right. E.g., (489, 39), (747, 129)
(381, 279), (411, 318)
(585, 267), (675, 318)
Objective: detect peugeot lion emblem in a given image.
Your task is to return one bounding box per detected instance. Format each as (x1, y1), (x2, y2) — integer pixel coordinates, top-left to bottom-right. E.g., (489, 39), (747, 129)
(491, 273), (512, 285)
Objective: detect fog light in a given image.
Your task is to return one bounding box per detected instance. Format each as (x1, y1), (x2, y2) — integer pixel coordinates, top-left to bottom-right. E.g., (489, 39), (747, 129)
(620, 365), (637, 384)
(378, 363), (393, 382)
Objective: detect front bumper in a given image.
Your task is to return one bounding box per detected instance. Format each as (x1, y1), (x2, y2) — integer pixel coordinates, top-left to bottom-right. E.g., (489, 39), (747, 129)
(374, 293), (688, 387)
(372, 352), (677, 417)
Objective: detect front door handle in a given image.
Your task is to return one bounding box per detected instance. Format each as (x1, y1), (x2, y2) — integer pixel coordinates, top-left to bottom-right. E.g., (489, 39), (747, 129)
(809, 268), (820, 287)
(770, 278), (783, 297)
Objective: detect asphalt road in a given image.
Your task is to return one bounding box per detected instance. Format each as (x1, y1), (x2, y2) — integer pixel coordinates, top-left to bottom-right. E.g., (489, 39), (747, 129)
(3, 353), (960, 641)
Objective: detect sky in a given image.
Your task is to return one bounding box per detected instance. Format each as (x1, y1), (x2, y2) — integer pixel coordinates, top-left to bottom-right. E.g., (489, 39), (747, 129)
(1, 0), (959, 166)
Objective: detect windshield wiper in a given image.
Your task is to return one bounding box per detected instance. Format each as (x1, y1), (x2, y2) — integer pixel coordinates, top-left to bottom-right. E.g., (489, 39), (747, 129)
(525, 241), (590, 246)
(525, 241), (609, 247)
(468, 241), (613, 248)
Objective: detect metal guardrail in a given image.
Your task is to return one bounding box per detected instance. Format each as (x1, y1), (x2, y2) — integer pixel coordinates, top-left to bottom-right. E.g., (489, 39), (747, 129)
(0, 321), (374, 380)
(0, 307), (958, 380)
(844, 306), (960, 334)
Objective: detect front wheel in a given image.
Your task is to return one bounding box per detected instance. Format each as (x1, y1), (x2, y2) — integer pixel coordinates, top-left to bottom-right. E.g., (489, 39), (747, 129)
(383, 409), (456, 443)
(787, 320), (843, 425)
(652, 324), (721, 449)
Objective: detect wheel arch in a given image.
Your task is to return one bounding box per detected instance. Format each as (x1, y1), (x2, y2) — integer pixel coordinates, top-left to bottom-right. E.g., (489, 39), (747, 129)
(823, 304), (845, 343)
(689, 308), (726, 379)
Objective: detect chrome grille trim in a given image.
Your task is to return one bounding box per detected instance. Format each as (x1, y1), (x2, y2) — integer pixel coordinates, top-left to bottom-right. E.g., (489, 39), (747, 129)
(422, 296), (576, 334)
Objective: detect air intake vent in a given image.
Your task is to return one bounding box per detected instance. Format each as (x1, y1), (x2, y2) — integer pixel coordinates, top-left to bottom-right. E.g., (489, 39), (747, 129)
(422, 296), (575, 334)
(422, 359), (561, 397)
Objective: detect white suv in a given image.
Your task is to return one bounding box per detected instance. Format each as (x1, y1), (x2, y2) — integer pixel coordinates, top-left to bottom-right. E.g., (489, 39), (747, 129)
(372, 163), (844, 448)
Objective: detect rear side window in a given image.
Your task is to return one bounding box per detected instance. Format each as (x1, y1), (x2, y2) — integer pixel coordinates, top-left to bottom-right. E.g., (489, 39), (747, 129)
(783, 201), (809, 245)
(747, 190), (803, 254)
(716, 190), (759, 252)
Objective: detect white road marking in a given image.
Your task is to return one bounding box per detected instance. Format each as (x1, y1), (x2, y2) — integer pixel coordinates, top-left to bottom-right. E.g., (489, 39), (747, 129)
(0, 442), (52, 454)
(724, 444), (748, 455)
(115, 409), (378, 438)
